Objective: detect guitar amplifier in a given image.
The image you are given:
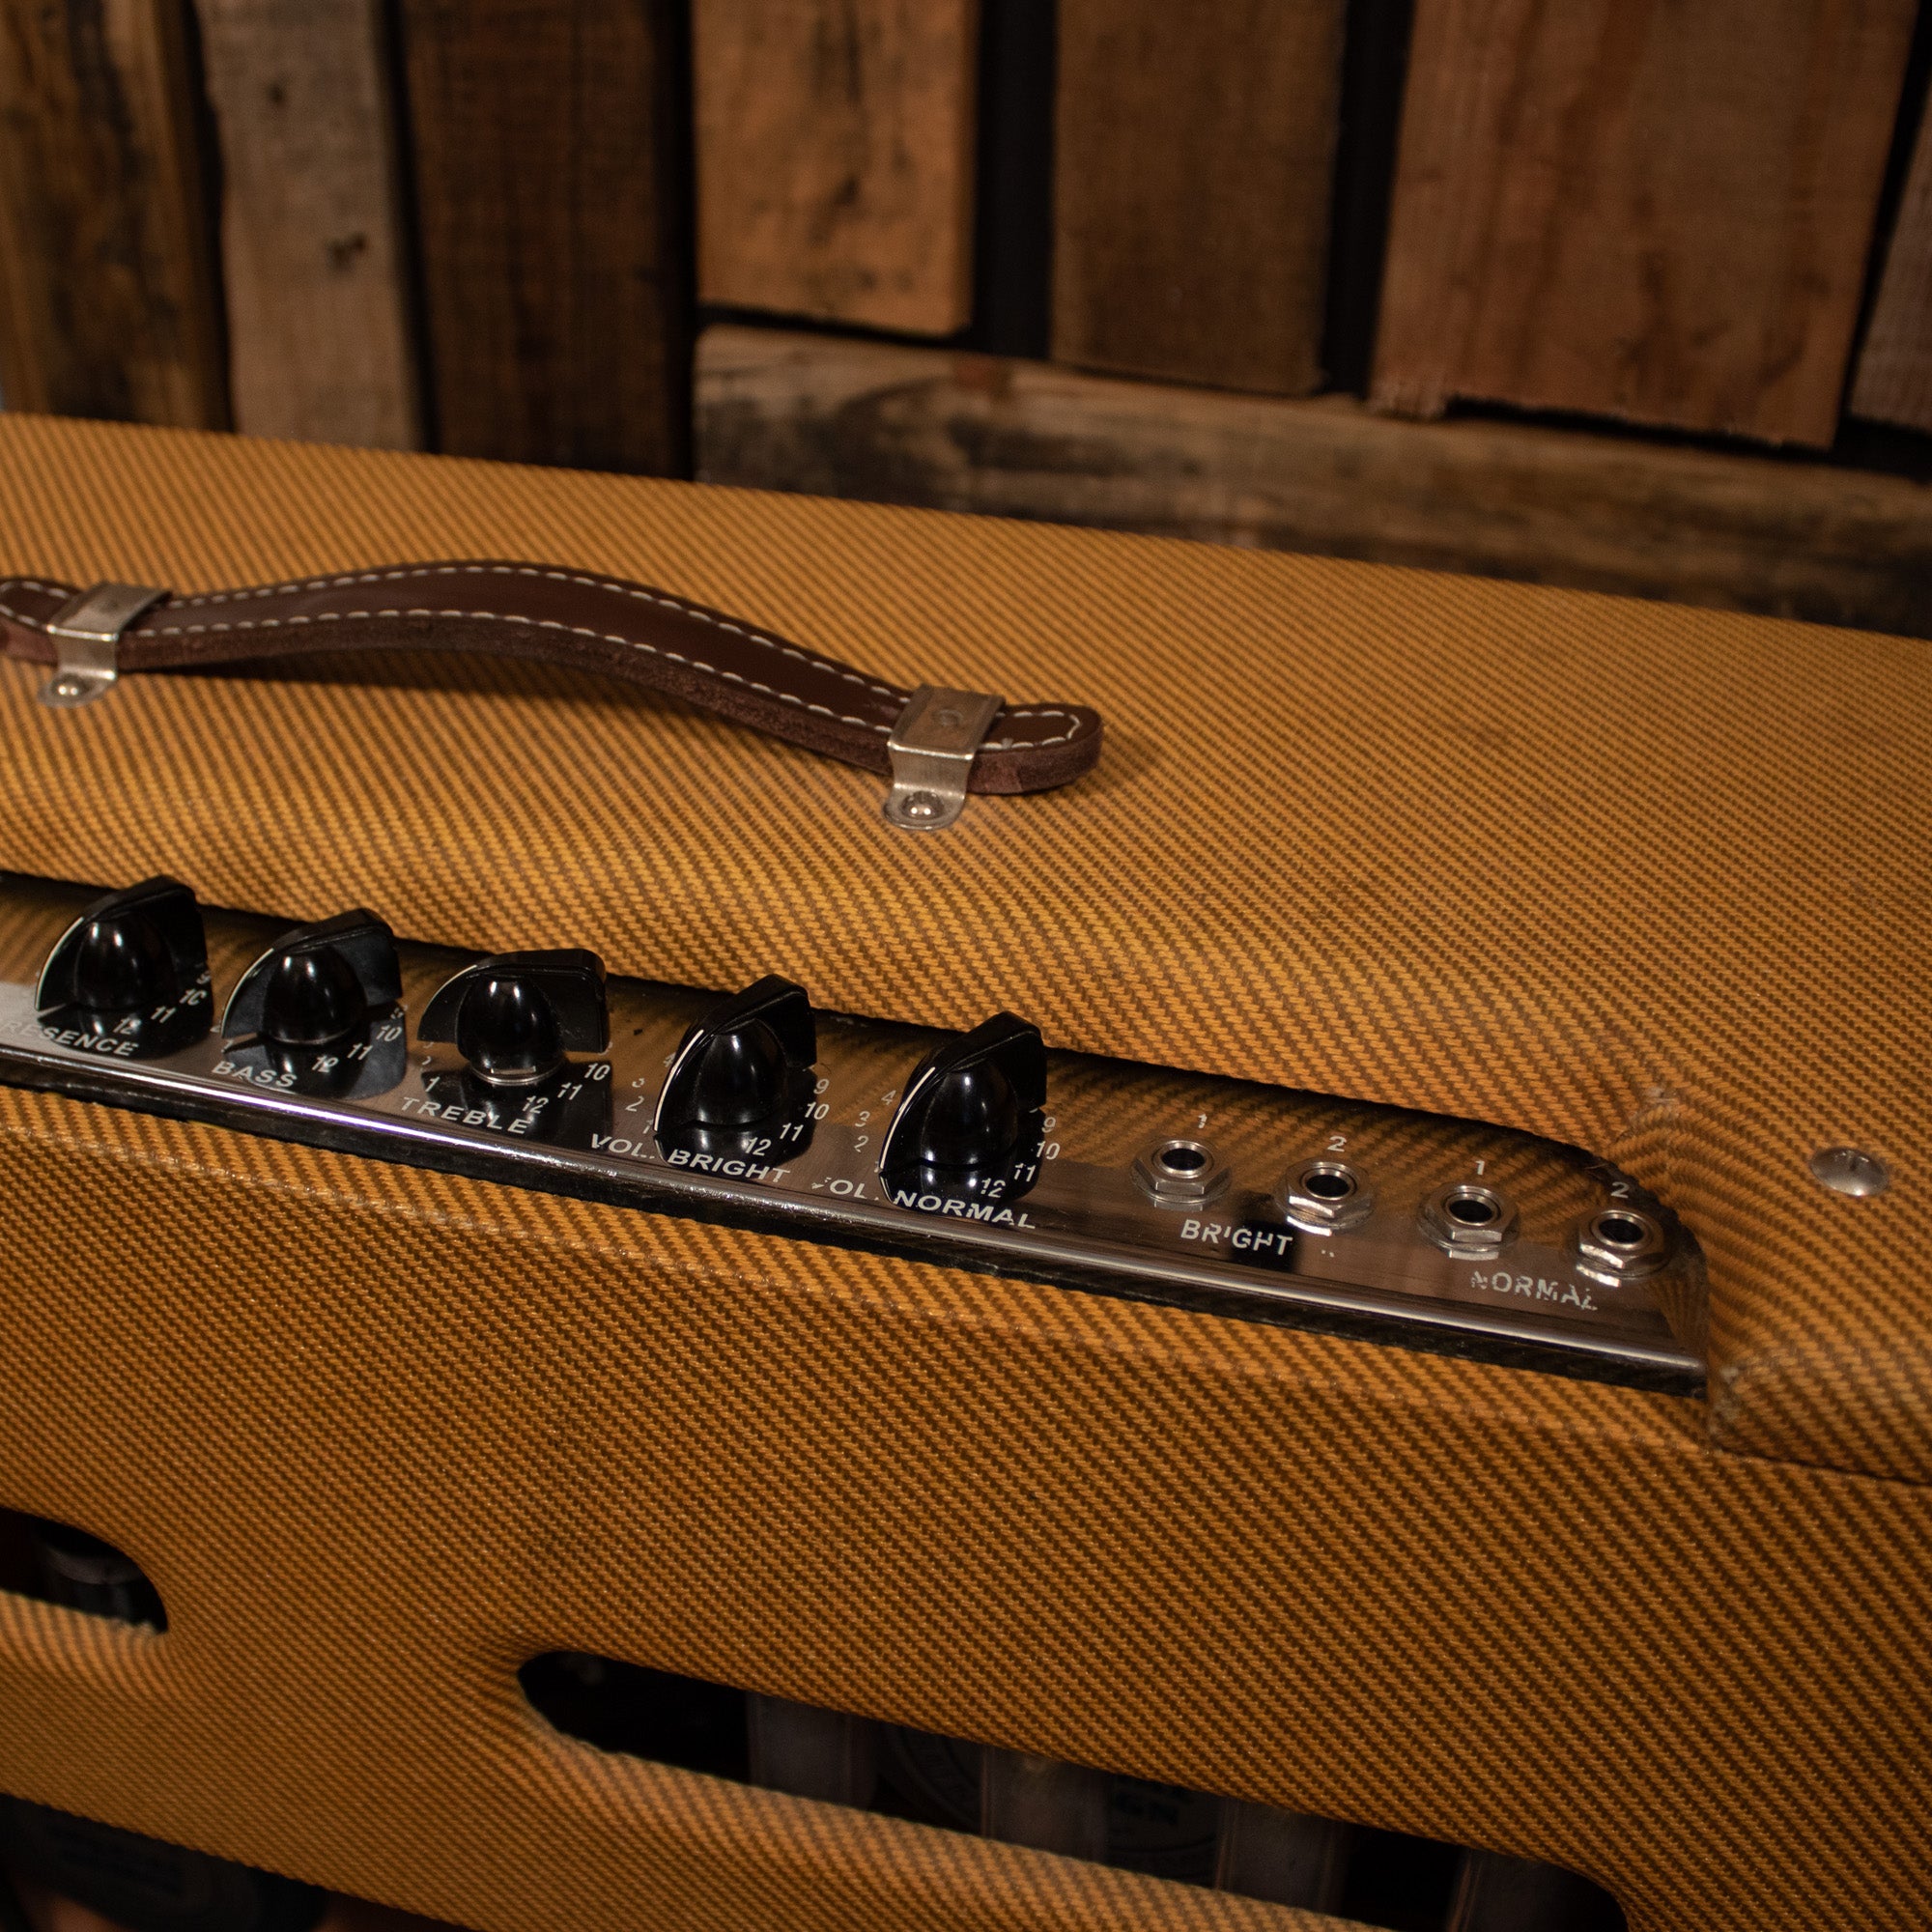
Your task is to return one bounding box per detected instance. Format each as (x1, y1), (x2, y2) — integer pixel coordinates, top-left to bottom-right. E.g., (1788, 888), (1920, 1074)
(0, 410), (1920, 1932)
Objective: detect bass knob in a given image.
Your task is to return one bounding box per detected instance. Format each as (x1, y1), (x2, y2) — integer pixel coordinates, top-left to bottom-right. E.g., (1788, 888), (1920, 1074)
(221, 909), (402, 1047)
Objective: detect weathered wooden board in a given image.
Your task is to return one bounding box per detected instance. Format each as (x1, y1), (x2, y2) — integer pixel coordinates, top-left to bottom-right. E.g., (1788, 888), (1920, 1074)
(1052, 0), (1348, 395)
(0, 0), (226, 426)
(1373, 0), (1917, 446)
(972, 0), (1055, 357)
(399, 0), (688, 472)
(1852, 88), (1932, 433)
(693, 0), (980, 335)
(698, 324), (1932, 639)
(199, 0), (422, 449)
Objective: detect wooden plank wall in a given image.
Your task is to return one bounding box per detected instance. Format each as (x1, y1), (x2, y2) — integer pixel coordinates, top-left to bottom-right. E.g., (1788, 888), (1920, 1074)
(1853, 99), (1932, 435)
(398, 0), (689, 472)
(0, 0), (1928, 636)
(693, 0), (981, 336)
(1051, 0), (1349, 395)
(696, 326), (1932, 641)
(0, 0), (227, 427)
(1371, 0), (1918, 446)
(199, 0), (422, 449)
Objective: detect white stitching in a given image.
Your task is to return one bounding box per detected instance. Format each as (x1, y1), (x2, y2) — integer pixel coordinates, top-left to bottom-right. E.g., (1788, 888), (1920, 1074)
(154, 606), (895, 735)
(160, 565), (1086, 746)
(0, 579), (73, 625)
(167, 564), (906, 701)
(0, 571), (1090, 750)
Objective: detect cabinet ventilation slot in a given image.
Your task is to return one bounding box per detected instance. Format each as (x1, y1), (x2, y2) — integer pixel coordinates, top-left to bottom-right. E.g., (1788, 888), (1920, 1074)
(0, 1510), (166, 1631)
(519, 1650), (1626, 1930)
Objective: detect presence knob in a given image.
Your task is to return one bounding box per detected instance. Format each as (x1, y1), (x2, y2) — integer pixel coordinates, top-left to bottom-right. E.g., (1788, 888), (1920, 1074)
(879, 1011), (1047, 1173)
(418, 950), (607, 1086)
(37, 876), (205, 1015)
(221, 909), (402, 1046)
(656, 977), (815, 1134)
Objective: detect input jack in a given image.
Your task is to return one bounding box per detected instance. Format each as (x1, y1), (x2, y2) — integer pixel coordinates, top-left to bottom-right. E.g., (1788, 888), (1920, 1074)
(1133, 1137), (1230, 1208)
(1568, 1206), (1668, 1283)
(1419, 1181), (1519, 1256)
(1282, 1158), (1374, 1234)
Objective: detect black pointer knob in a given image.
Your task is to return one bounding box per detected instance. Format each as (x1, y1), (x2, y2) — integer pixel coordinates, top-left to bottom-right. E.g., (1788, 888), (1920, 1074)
(880, 1011), (1047, 1173)
(222, 909), (402, 1046)
(418, 950), (607, 1087)
(37, 876), (205, 1015)
(656, 976), (814, 1132)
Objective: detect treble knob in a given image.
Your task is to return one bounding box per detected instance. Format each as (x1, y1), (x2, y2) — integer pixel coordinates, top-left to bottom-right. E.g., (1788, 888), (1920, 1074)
(655, 976), (815, 1135)
(221, 910), (401, 1047)
(418, 950), (607, 1086)
(37, 876), (206, 1015)
(879, 1011), (1047, 1174)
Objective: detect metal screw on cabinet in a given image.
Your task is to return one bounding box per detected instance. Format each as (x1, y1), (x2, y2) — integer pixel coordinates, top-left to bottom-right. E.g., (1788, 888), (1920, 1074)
(900, 790), (943, 823)
(1809, 1146), (1889, 1198)
(51, 676), (84, 701)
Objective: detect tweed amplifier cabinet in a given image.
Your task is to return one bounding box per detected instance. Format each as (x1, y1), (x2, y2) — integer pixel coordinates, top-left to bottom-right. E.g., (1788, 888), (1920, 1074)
(0, 412), (1922, 1932)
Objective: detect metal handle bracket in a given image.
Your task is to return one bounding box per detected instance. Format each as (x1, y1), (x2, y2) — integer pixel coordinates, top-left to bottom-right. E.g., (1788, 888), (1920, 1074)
(883, 685), (1004, 832)
(38, 582), (167, 709)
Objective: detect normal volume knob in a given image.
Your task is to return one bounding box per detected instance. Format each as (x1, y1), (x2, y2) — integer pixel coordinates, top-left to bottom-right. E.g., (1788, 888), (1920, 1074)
(879, 1012), (1047, 1174)
(655, 977), (814, 1134)
(37, 876), (206, 1015)
(418, 950), (607, 1086)
(221, 910), (402, 1047)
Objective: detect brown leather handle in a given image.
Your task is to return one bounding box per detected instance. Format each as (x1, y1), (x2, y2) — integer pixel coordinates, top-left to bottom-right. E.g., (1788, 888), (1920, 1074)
(0, 561), (1102, 794)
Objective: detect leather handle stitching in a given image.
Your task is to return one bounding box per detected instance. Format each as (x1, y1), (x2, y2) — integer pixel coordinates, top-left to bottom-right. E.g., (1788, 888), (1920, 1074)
(165, 564), (905, 704)
(159, 606), (897, 736)
(0, 582), (75, 617)
(158, 568), (1087, 725)
(0, 576), (1089, 749)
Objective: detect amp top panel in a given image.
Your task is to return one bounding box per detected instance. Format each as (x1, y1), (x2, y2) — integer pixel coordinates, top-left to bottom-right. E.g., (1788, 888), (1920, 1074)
(0, 873), (1705, 1393)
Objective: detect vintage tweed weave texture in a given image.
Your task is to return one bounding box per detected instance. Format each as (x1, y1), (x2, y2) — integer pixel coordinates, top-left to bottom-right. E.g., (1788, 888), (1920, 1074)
(0, 416), (1922, 1931)
(0, 415), (1918, 1480)
(0, 1089), (1924, 1932)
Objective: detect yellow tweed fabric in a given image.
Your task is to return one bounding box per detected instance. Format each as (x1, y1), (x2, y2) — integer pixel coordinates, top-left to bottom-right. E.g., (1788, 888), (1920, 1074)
(0, 1091), (1923, 1932)
(0, 416), (1917, 1479)
(0, 414), (1922, 1931)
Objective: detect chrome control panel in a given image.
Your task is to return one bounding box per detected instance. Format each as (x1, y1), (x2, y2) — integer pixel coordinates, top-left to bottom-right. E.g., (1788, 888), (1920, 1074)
(0, 874), (1706, 1392)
